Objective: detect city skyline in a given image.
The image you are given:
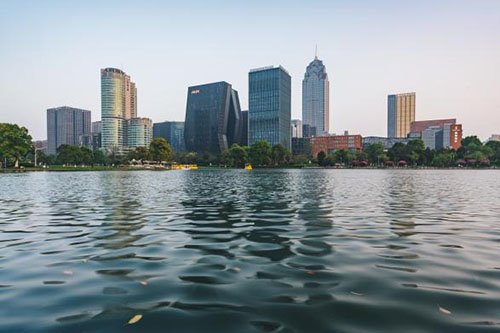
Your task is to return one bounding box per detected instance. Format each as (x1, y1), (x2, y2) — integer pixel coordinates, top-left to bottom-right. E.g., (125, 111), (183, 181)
(1, 0), (499, 141)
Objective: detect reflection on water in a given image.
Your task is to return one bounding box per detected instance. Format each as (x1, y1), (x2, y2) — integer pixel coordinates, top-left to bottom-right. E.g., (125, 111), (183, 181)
(1, 170), (500, 332)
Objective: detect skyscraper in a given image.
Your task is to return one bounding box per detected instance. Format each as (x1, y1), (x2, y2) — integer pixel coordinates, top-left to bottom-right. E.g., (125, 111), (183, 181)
(241, 110), (249, 146)
(302, 54), (329, 137)
(153, 121), (185, 152)
(47, 106), (91, 154)
(249, 66), (291, 150)
(184, 81), (242, 155)
(101, 68), (137, 152)
(127, 118), (152, 149)
(387, 92), (416, 138)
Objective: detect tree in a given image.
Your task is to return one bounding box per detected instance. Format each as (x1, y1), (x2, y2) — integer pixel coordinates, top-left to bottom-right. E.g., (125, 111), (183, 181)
(149, 138), (172, 162)
(229, 144), (248, 167)
(128, 146), (151, 161)
(93, 150), (106, 165)
(271, 144), (286, 166)
(389, 142), (409, 162)
(249, 140), (272, 166)
(364, 143), (385, 165)
(56, 145), (82, 165)
(0, 123), (33, 167)
(317, 151), (326, 166)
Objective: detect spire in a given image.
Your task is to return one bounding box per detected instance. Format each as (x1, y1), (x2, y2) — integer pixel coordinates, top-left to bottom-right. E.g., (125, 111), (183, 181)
(315, 44), (318, 60)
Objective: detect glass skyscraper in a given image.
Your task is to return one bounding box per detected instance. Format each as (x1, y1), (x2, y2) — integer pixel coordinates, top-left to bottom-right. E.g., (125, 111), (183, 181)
(153, 121), (185, 152)
(101, 68), (137, 152)
(46, 106), (91, 154)
(249, 66), (291, 150)
(302, 56), (329, 137)
(127, 118), (152, 149)
(387, 92), (416, 138)
(184, 81), (242, 155)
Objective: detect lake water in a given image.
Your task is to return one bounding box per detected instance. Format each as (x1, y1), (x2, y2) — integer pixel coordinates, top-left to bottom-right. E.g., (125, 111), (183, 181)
(0, 169), (499, 332)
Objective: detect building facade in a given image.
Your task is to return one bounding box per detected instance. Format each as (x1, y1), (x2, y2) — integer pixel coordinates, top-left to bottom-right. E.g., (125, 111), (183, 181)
(362, 136), (410, 150)
(153, 121), (185, 152)
(127, 118), (152, 149)
(249, 66), (291, 150)
(241, 110), (249, 146)
(302, 56), (329, 137)
(310, 135), (362, 157)
(291, 119), (303, 138)
(419, 123), (463, 150)
(387, 92), (416, 138)
(410, 118), (456, 134)
(101, 68), (137, 153)
(292, 137), (311, 156)
(184, 81), (242, 155)
(47, 106), (91, 154)
(488, 134), (500, 142)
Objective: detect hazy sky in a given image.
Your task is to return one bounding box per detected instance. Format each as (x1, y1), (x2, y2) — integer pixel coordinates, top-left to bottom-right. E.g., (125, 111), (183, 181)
(1, 0), (499, 140)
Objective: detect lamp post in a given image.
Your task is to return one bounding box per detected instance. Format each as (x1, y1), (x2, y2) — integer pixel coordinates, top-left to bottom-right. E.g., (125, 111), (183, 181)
(33, 147), (43, 168)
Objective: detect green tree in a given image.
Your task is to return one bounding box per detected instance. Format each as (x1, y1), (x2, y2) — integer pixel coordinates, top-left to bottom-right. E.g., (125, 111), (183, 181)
(128, 146), (151, 161)
(229, 144), (248, 167)
(80, 147), (93, 165)
(317, 151), (326, 166)
(389, 142), (409, 162)
(363, 143), (384, 165)
(0, 123), (33, 167)
(149, 138), (172, 162)
(56, 145), (82, 165)
(93, 150), (106, 165)
(249, 140), (272, 166)
(432, 152), (454, 167)
(271, 144), (287, 166)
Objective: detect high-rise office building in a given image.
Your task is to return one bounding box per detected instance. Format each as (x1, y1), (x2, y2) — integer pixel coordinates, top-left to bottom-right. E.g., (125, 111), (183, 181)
(153, 121), (185, 152)
(302, 55), (329, 136)
(184, 81), (242, 154)
(47, 106), (91, 154)
(101, 68), (137, 152)
(387, 92), (416, 138)
(241, 110), (249, 146)
(127, 117), (152, 149)
(291, 119), (303, 138)
(249, 66), (291, 150)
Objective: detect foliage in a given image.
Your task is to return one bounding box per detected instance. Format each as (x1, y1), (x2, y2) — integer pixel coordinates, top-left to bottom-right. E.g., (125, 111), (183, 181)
(149, 138), (172, 162)
(0, 123), (33, 167)
(317, 151), (326, 166)
(249, 140), (272, 166)
(222, 144), (248, 167)
(128, 146), (151, 161)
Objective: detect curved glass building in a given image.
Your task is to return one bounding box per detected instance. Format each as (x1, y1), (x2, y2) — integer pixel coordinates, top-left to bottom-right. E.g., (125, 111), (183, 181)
(302, 56), (330, 137)
(100, 68), (137, 152)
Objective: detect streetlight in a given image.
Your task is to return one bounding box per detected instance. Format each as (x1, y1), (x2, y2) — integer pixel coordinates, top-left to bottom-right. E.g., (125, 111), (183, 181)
(33, 146), (43, 168)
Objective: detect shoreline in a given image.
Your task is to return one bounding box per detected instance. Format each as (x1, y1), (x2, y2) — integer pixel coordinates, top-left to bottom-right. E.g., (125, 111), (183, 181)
(1, 165), (498, 173)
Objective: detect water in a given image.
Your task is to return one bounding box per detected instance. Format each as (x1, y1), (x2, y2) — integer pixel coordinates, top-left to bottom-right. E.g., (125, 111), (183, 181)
(0, 169), (499, 332)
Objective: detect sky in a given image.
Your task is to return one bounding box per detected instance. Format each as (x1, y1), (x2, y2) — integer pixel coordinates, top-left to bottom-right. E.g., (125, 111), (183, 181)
(0, 0), (499, 141)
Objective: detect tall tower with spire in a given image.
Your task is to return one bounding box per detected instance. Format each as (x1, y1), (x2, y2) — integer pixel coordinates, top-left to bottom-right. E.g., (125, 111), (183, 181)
(302, 48), (330, 137)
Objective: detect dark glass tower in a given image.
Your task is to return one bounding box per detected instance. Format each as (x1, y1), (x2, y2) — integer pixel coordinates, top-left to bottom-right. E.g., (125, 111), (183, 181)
(241, 110), (249, 146)
(153, 121), (185, 152)
(184, 81), (242, 154)
(249, 66), (291, 150)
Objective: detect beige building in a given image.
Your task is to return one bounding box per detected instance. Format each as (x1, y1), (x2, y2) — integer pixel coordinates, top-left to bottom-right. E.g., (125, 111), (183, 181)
(387, 92), (416, 138)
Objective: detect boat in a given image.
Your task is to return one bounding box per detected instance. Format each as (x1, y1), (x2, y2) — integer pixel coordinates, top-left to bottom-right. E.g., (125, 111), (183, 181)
(245, 163), (253, 170)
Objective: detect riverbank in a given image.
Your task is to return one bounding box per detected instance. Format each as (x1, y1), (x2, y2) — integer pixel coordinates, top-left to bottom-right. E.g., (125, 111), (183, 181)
(1, 165), (498, 172)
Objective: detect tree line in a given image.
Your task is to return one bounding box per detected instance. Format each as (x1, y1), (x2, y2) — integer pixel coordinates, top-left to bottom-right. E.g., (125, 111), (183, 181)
(1, 121), (499, 168)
